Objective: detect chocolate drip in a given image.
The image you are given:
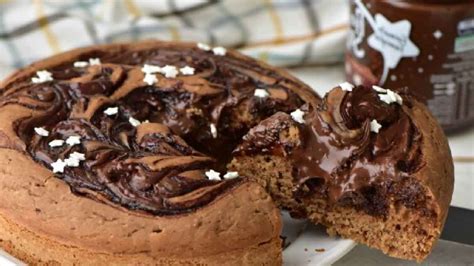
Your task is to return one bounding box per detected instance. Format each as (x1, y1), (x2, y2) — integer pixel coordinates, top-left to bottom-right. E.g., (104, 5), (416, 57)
(0, 45), (310, 216)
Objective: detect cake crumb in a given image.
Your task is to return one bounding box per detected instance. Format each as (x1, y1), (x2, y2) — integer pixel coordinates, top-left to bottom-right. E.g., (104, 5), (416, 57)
(315, 248), (325, 252)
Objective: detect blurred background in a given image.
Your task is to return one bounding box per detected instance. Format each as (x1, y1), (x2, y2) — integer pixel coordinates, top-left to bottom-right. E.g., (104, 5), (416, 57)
(0, 0), (472, 264)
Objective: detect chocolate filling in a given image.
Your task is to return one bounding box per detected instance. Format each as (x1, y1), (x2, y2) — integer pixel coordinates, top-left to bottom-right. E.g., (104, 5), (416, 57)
(236, 86), (427, 217)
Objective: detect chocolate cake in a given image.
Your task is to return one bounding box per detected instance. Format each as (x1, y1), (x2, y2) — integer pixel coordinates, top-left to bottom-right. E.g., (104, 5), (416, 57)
(230, 85), (454, 261)
(0, 41), (453, 264)
(0, 41), (319, 265)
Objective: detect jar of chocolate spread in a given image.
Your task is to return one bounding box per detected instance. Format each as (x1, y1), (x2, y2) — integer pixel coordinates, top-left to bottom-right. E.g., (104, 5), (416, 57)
(346, 0), (474, 132)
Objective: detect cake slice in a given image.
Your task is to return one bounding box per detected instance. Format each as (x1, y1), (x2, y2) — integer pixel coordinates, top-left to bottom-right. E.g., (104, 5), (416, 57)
(229, 85), (454, 261)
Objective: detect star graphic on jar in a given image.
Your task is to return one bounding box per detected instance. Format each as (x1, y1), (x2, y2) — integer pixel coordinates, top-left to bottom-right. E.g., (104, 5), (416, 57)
(367, 14), (420, 84)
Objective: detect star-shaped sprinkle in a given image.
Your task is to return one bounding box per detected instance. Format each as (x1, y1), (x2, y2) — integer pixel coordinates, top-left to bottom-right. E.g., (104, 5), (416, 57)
(89, 58), (101, 65)
(223, 171), (239, 179)
(205, 169), (221, 180)
(65, 152), (86, 167)
(197, 42), (211, 51)
(32, 70), (53, 84)
(129, 117), (141, 127)
(290, 109), (305, 124)
(160, 65), (178, 78)
(141, 64), (162, 74)
(34, 127), (49, 137)
(143, 73), (158, 85)
(254, 89), (269, 98)
(210, 123), (218, 138)
(73, 61), (89, 68)
(51, 159), (67, 173)
(180, 66), (195, 75)
(104, 107), (119, 116)
(433, 30), (443, 39)
(212, 46), (227, 56)
(370, 119), (382, 133)
(48, 139), (65, 148)
(372, 85), (387, 93)
(69, 151), (86, 161)
(339, 82), (354, 92)
(66, 136), (81, 146)
(65, 157), (80, 167)
(377, 89), (403, 105)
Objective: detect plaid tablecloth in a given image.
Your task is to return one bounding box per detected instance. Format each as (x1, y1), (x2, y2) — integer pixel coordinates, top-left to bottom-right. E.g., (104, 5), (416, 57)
(0, 0), (348, 77)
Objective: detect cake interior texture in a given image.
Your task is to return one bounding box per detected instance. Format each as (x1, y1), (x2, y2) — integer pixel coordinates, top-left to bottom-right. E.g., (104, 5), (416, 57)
(229, 86), (453, 262)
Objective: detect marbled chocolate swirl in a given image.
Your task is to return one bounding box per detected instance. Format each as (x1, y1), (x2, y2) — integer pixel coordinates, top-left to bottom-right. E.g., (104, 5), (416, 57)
(0, 42), (318, 216)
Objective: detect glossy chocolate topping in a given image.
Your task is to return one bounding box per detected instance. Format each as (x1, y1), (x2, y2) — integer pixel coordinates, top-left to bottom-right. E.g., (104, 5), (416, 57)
(236, 86), (426, 216)
(0, 43), (314, 216)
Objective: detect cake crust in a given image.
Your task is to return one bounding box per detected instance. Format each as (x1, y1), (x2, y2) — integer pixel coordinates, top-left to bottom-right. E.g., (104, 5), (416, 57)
(0, 148), (281, 265)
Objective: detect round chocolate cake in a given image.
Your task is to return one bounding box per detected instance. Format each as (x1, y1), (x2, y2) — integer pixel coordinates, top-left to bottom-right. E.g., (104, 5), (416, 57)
(0, 41), (453, 264)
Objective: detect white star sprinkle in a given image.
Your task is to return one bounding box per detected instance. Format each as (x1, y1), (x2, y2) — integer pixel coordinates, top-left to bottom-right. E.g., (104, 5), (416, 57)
(339, 82), (354, 92)
(160, 65), (179, 78)
(104, 107), (119, 116)
(69, 151), (86, 161)
(129, 117), (141, 127)
(73, 61), (89, 68)
(210, 123), (217, 138)
(212, 46), (227, 56)
(223, 171), (239, 179)
(254, 89), (269, 98)
(180, 66), (195, 75)
(65, 152), (86, 167)
(143, 73), (158, 85)
(48, 139), (64, 148)
(370, 119), (382, 133)
(205, 169), (221, 180)
(51, 159), (67, 173)
(290, 109), (305, 124)
(66, 136), (81, 146)
(34, 127), (49, 137)
(141, 64), (162, 74)
(433, 30), (443, 39)
(89, 58), (101, 65)
(378, 89), (403, 105)
(372, 85), (388, 93)
(32, 70), (53, 84)
(65, 157), (80, 167)
(197, 42), (211, 51)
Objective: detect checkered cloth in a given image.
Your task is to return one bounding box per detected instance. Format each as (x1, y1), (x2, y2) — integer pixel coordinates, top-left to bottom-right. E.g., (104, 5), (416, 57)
(0, 0), (349, 78)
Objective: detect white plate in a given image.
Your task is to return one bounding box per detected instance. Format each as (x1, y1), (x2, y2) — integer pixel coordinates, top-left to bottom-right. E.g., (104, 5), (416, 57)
(0, 211), (355, 266)
(282, 212), (356, 266)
